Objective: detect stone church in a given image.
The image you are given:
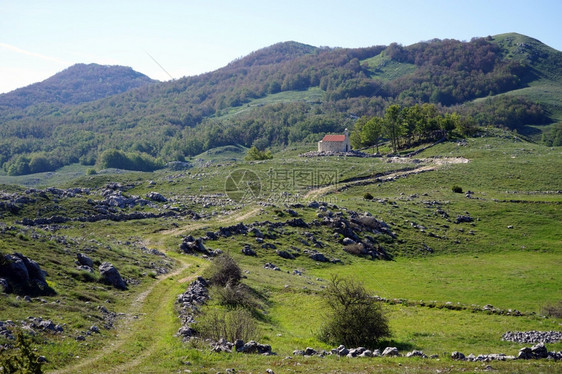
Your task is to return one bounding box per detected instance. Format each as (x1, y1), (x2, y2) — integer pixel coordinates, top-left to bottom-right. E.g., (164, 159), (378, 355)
(317, 128), (351, 152)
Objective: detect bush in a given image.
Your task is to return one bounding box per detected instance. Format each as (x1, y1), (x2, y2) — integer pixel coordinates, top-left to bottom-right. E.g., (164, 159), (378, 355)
(245, 146), (273, 161)
(542, 300), (562, 318)
(363, 192), (374, 200)
(96, 149), (164, 171)
(86, 168), (97, 175)
(319, 276), (390, 348)
(205, 253), (242, 287)
(213, 282), (256, 310)
(452, 185), (463, 193)
(197, 307), (259, 342)
(0, 329), (44, 373)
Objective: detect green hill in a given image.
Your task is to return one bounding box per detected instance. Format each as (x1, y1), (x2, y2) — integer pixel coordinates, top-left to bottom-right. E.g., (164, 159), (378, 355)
(0, 63), (155, 109)
(0, 33), (561, 176)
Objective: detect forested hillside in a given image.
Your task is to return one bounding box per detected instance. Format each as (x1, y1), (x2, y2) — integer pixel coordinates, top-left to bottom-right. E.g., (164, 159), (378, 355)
(0, 33), (561, 175)
(0, 63), (155, 109)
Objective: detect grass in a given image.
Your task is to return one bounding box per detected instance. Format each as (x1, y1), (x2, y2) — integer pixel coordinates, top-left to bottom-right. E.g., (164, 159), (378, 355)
(1, 134), (561, 373)
(311, 251), (561, 312)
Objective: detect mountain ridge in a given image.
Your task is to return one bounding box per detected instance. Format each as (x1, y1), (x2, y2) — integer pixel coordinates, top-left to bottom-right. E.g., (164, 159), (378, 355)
(0, 33), (561, 175)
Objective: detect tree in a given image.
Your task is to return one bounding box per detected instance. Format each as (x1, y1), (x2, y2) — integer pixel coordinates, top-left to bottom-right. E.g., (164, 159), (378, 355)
(401, 105), (422, 146)
(319, 276), (390, 348)
(245, 146), (273, 161)
(361, 116), (383, 154)
(384, 104), (402, 153)
(440, 112), (460, 138)
(350, 116), (368, 149)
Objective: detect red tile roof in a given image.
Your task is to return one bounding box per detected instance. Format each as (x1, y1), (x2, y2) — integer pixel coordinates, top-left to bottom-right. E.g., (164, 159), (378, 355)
(321, 134), (346, 142)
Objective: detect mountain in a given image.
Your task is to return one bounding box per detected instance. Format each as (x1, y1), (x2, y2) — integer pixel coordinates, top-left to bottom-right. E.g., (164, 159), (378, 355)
(0, 63), (156, 109)
(0, 33), (561, 175)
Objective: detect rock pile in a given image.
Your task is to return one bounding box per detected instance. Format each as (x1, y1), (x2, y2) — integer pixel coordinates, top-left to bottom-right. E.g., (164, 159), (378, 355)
(502, 331), (562, 344)
(176, 277), (209, 340)
(296, 345), (430, 359)
(0, 317), (64, 340)
(451, 343), (561, 361)
(211, 339), (274, 355)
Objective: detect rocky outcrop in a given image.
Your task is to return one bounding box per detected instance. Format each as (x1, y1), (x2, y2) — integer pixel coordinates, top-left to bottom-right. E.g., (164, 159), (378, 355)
(99, 262), (127, 290)
(179, 235), (210, 255)
(18, 210), (182, 226)
(146, 191), (167, 202)
(76, 253), (94, 273)
(0, 253), (55, 296)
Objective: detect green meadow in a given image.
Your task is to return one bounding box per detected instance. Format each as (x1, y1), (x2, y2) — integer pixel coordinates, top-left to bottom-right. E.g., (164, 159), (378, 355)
(1, 133), (561, 373)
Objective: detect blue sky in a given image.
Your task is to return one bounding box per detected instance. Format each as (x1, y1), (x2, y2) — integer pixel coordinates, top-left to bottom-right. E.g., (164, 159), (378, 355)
(1, 0), (561, 93)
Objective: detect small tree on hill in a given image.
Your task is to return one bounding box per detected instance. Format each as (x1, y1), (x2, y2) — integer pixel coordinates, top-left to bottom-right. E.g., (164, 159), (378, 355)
(319, 275), (390, 348)
(245, 146), (273, 161)
(361, 116), (383, 154)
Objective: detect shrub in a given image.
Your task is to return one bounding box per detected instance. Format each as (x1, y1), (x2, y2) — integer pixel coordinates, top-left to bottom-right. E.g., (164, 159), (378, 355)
(197, 307), (259, 342)
(452, 185), (463, 193)
(542, 300), (562, 318)
(205, 253), (242, 287)
(245, 146), (273, 161)
(319, 276), (390, 348)
(96, 149), (164, 171)
(86, 168), (97, 175)
(363, 192), (374, 200)
(213, 282), (256, 310)
(0, 329), (44, 374)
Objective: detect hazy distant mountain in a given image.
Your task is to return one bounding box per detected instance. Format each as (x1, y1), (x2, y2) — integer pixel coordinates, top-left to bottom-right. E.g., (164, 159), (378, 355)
(0, 63), (155, 109)
(0, 33), (561, 175)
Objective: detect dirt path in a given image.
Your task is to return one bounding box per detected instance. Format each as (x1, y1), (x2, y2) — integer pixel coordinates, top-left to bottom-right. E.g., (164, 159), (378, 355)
(158, 206), (262, 238)
(50, 206), (264, 373)
(51, 254), (193, 374)
(304, 157), (468, 200)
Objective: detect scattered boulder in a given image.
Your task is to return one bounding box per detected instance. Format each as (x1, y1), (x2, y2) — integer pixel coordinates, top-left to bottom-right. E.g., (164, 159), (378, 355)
(77, 253), (94, 268)
(309, 252), (329, 262)
(451, 351), (466, 360)
(146, 191), (167, 202)
(179, 236), (210, 255)
(0, 253), (54, 295)
(99, 262), (127, 290)
(382, 347), (400, 357)
(455, 215), (474, 224)
(241, 245), (256, 256)
(264, 263), (281, 271)
(276, 250), (295, 260)
(406, 350), (428, 358)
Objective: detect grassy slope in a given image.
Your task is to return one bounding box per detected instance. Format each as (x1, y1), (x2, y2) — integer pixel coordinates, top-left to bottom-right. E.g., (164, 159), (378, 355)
(487, 33), (562, 134)
(1, 134), (561, 373)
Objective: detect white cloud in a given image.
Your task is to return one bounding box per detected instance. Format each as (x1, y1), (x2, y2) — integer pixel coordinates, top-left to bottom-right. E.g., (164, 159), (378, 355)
(0, 42), (69, 65)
